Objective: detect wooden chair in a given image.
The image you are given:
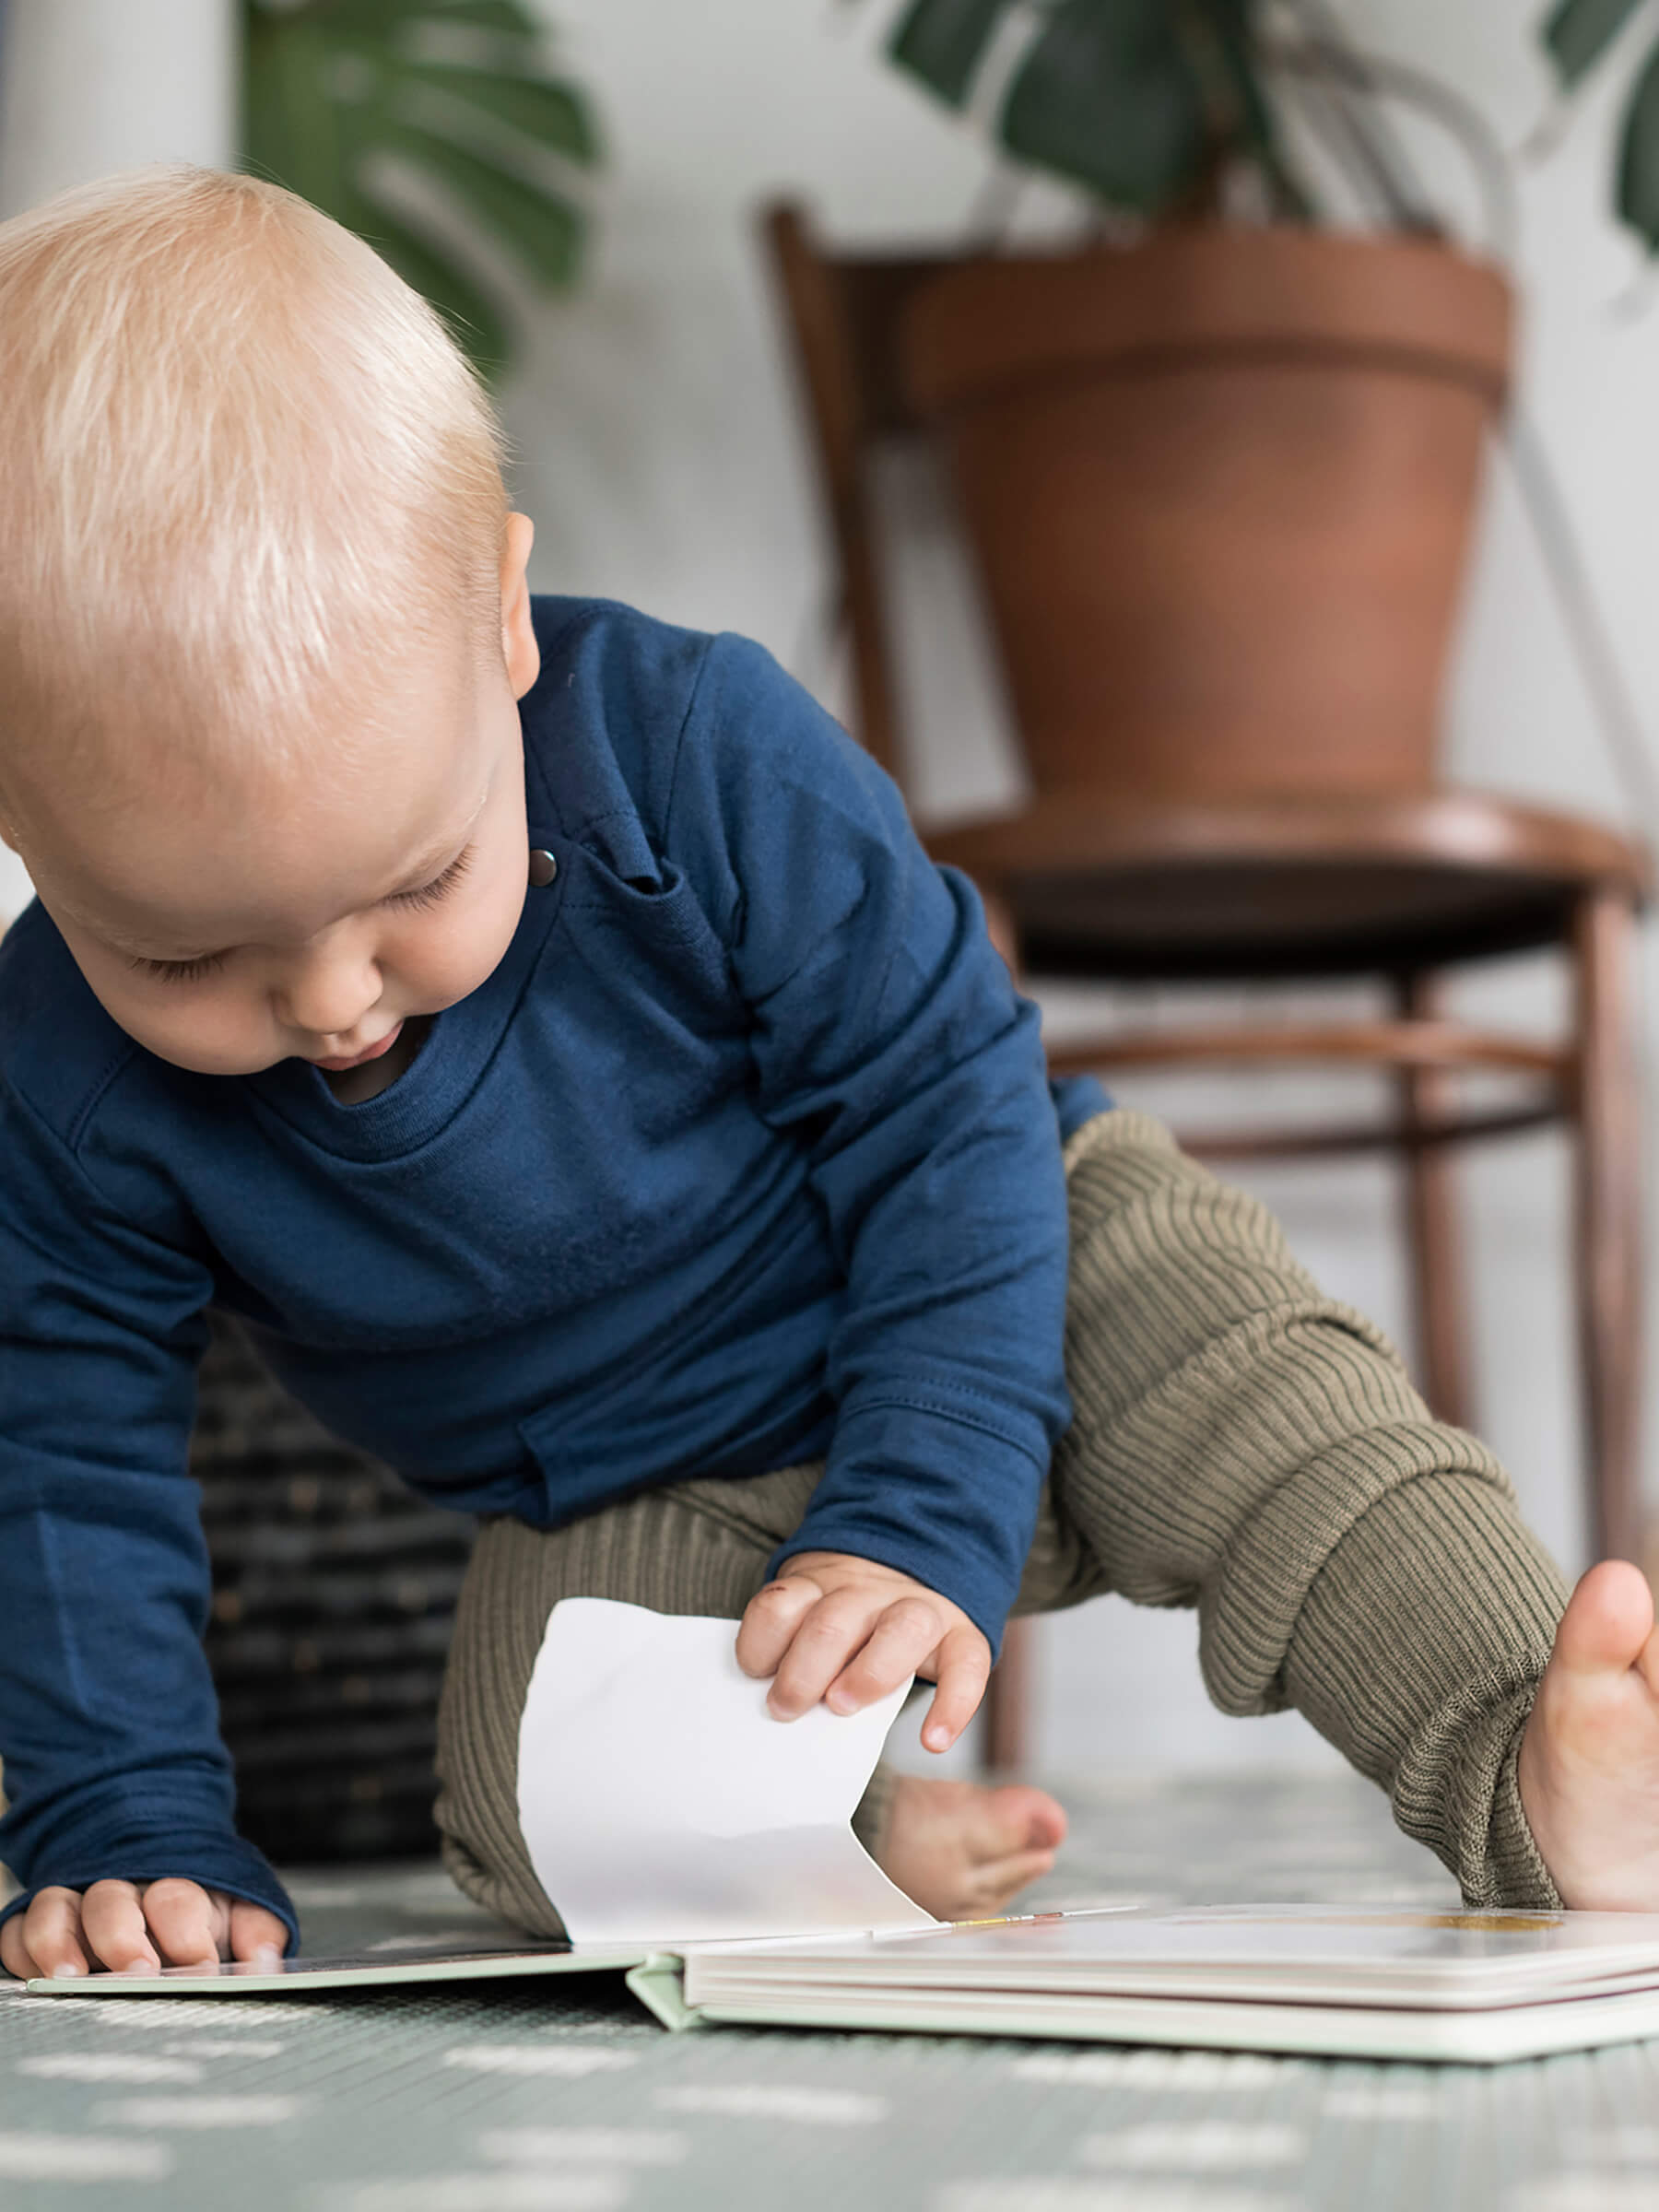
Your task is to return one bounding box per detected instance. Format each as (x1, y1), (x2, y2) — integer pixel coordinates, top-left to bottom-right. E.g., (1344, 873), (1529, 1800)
(760, 202), (1652, 1770)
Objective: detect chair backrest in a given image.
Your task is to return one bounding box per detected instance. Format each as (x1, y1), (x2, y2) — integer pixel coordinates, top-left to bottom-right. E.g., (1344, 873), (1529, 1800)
(761, 202), (959, 799)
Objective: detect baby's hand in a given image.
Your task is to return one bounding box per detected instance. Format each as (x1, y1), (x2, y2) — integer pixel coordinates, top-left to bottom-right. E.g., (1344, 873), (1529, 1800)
(735, 1551), (991, 1751)
(0, 1879), (288, 1980)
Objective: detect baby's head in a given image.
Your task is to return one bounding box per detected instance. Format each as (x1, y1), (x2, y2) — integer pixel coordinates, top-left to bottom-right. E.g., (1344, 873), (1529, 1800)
(0, 166), (539, 1077)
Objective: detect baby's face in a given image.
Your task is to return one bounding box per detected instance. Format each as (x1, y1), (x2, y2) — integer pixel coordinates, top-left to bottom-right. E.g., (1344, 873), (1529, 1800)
(8, 549), (540, 1079)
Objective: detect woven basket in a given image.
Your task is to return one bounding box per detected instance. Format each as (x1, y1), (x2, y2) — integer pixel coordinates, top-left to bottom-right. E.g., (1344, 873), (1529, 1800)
(193, 1316), (477, 1863)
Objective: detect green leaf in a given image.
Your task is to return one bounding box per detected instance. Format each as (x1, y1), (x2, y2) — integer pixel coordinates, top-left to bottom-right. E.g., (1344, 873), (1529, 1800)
(241, 0), (599, 379)
(287, 0), (538, 35)
(242, 12), (353, 214)
(1542, 0), (1649, 89)
(998, 0), (1208, 211)
(397, 59), (599, 159)
(888, 0), (1016, 110)
(349, 197), (513, 372)
(416, 0), (542, 28)
(377, 118), (583, 288)
(1617, 33), (1659, 249)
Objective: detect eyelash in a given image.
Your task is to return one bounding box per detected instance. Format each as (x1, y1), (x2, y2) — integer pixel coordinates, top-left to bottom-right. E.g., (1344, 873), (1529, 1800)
(127, 844), (477, 984)
(389, 844), (475, 912)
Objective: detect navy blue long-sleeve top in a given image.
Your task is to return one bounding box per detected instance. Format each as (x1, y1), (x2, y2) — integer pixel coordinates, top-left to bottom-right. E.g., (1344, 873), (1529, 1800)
(0, 599), (1104, 1948)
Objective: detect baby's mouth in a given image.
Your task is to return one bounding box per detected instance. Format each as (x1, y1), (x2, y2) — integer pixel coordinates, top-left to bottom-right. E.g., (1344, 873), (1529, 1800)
(312, 1019), (404, 1073)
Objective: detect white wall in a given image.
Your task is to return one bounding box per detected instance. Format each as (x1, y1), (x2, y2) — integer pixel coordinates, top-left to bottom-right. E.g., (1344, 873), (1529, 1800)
(3, 0), (1655, 1779)
(0, 0), (233, 213)
(0, 0), (235, 923)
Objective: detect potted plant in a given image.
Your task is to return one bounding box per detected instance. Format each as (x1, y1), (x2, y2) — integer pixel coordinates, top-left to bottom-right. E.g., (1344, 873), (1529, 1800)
(1538, 0), (1659, 253)
(858, 1), (1520, 801)
(241, 0), (600, 379)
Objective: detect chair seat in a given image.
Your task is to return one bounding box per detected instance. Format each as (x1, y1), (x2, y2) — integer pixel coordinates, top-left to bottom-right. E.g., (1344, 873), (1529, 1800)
(924, 787), (1651, 980)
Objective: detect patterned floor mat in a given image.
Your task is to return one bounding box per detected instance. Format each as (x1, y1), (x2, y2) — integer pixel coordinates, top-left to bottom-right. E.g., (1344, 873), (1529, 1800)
(1, 1771), (1650, 2212)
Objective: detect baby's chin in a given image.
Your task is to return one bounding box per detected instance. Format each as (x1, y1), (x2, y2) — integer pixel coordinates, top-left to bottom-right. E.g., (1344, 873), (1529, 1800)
(79, 1009), (269, 1080)
(134, 1038), (300, 1079)
(107, 1020), (367, 1080)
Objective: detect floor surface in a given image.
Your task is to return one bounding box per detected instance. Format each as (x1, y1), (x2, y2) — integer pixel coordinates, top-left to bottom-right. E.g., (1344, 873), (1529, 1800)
(2, 1771), (1653, 2211)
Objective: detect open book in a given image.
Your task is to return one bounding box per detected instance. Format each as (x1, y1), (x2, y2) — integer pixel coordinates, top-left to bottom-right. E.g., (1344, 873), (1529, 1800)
(25, 1601), (1659, 2065)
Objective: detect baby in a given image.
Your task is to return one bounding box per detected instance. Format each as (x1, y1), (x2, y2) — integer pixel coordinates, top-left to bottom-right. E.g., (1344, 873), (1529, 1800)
(0, 168), (1655, 1982)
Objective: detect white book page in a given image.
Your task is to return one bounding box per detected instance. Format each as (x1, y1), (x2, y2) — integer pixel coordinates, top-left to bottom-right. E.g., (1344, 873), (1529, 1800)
(516, 1597), (939, 1946)
(686, 1903), (1659, 2007)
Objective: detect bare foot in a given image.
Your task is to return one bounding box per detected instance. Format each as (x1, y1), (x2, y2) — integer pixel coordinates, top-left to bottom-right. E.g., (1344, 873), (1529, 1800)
(1518, 1560), (1659, 1909)
(874, 1775), (1067, 1920)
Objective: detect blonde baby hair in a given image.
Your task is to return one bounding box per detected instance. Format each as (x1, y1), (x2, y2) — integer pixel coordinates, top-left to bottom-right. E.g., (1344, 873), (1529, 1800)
(0, 165), (510, 822)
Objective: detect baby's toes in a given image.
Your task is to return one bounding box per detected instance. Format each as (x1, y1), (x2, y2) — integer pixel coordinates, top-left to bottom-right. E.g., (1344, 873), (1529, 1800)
(951, 1784), (1067, 1871)
(1522, 1569), (1659, 1910)
(1537, 1563), (1659, 1778)
(1554, 1561), (1655, 1682)
(963, 1846), (1060, 1917)
(981, 1783), (1067, 1856)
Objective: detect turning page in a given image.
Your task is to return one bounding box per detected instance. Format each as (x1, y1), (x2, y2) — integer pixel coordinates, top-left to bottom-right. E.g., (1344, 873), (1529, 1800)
(515, 1597), (938, 1946)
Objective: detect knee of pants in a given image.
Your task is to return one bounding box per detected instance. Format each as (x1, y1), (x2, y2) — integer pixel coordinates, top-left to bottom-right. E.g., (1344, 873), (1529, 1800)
(433, 1519), (567, 1934)
(430, 1484), (799, 1930)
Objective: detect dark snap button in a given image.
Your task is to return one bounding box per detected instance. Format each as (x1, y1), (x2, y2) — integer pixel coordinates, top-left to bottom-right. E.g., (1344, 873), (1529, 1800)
(529, 848), (558, 888)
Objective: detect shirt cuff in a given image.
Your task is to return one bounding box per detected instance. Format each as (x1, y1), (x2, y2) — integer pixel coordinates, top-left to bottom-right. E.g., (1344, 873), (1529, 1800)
(765, 1397), (1049, 1657)
(0, 1830), (299, 1958)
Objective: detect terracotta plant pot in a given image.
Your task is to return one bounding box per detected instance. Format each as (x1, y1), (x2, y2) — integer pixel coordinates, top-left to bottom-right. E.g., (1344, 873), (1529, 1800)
(901, 229), (1513, 802)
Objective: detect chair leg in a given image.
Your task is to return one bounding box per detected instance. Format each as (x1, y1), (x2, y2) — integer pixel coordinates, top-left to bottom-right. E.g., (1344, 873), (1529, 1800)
(1394, 972), (1475, 1432)
(1572, 888), (1645, 1563)
(985, 1618), (1035, 1773)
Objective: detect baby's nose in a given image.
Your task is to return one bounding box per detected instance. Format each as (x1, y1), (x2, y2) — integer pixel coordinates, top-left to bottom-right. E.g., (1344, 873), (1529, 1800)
(279, 954), (382, 1041)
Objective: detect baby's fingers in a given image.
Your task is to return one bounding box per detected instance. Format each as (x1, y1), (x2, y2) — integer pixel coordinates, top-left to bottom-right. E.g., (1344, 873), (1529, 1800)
(2, 1889), (90, 1981)
(0, 1912), (35, 1981)
(140, 1878), (225, 1968)
(735, 1574), (823, 1681)
(920, 1626), (993, 1752)
(826, 1596), (947, 1715)
(78, 1880), (161, 1973)
(765, 1590), (888, 1720)
(142, 1885), (288, 1970)
(228, 1899), (290, 1965)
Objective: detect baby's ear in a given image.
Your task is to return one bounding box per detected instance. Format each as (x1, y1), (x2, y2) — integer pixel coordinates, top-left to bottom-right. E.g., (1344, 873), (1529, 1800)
(500, 512), (539, 700)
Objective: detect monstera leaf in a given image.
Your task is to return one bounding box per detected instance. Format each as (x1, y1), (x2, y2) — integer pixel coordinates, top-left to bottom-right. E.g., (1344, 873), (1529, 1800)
(885, 0), (1288, 215)
(1541, 0), (1659, 253)
(242, 0), (599, 378)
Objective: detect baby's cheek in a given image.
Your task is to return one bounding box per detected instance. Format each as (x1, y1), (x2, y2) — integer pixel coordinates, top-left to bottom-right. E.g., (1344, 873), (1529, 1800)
(408, 892), (522, 1008)
(115, 982), (283, 1077)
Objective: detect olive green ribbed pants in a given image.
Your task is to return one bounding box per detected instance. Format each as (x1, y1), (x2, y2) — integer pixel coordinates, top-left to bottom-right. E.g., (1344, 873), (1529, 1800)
(434, 1108), (1569, 1935)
